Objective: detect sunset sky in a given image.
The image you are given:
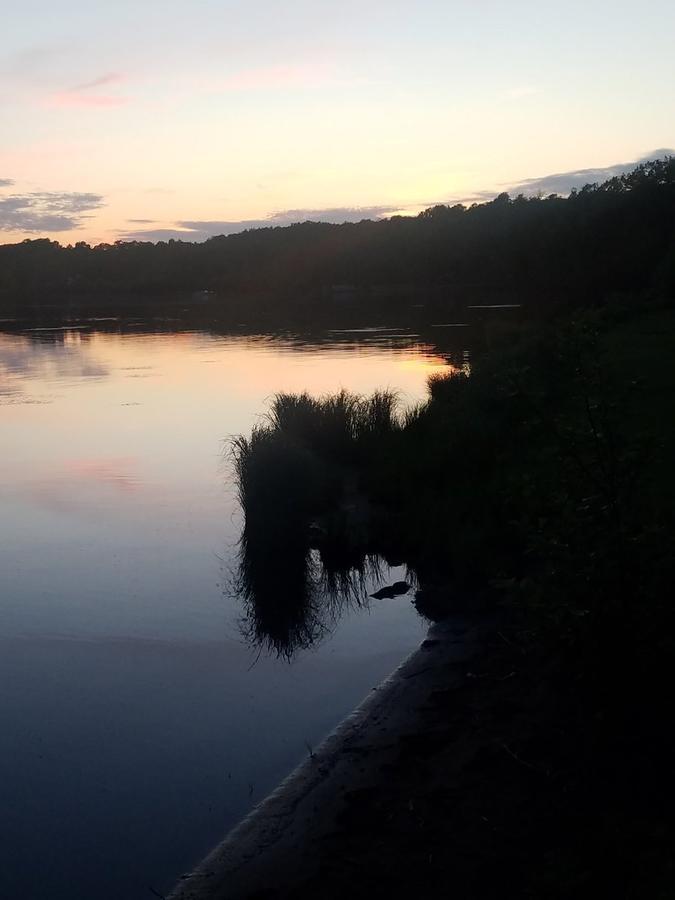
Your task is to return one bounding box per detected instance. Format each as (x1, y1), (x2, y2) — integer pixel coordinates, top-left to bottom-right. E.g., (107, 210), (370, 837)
(2, 0), (674, 246)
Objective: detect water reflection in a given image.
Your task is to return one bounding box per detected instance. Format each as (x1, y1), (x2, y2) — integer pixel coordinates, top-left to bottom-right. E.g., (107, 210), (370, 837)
(232, 430), (414, 660)
(1, 319), (464, 898)
(235, 522), (399, 659)
(0, 331), (108, 403)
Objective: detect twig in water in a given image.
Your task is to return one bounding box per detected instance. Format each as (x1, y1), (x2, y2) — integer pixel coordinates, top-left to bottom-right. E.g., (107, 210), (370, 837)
(247, 645), (264, 671)
(148, 887), (167, 900)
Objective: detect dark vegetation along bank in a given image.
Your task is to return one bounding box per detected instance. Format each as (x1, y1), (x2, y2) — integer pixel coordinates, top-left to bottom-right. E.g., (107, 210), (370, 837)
(2, 157), (675, 325)
(231, 298), (675, 896)
(226, 161), (675, 896)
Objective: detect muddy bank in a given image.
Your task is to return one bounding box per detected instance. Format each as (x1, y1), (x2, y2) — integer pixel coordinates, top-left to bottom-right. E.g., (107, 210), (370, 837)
(167, 616), (491, 900)
(168, 602), (675, 900)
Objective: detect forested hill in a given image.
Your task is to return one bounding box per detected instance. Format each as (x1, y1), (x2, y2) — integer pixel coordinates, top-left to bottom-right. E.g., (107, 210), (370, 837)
(1, 157), (674, 320)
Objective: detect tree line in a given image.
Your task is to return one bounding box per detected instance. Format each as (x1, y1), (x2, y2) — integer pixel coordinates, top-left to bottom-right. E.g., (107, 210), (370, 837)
(1, 157), (674, 320)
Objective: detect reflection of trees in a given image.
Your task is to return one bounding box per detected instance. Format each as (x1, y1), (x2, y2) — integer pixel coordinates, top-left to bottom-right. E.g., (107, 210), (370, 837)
(0, 333), (108, 398)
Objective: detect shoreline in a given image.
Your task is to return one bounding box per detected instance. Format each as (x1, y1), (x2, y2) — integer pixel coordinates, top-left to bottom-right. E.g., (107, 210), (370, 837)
(168, 615), (491, 900)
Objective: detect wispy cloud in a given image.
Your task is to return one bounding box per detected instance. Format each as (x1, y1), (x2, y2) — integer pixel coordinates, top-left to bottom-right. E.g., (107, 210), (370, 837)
(0, 190), (104, 233)
(48, 92), (127, 109)
(46, 72), (128, 109)
(72, 73), (121, 91)
(108, 149), (675, 245)
(118, 228), (201, 242)
(119, 205), (399, 242)
(179, 206), (400, 232)
(507, 148), (675, 197)
(0, 178), (14, 187)
(266, 206), (399, 225)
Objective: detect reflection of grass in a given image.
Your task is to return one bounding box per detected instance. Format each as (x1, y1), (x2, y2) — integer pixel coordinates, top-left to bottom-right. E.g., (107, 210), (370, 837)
(235, 537), (324, 659)
(233, 538), (384, 660)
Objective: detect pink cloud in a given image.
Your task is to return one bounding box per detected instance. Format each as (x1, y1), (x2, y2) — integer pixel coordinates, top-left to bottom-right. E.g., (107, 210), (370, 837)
(48, 93), (128, 108)
(20, 457), (147, 516)
(45, 72), (128, 109)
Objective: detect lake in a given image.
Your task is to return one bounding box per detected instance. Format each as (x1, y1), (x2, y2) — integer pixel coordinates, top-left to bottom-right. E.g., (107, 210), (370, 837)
(0, 322), (460, 899)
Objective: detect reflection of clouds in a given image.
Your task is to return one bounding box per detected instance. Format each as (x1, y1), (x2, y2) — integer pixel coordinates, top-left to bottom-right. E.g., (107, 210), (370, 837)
(0, 333), (108, 400)
(0, 394), (55, 405)
(62, 457), (142, 494)
(22, 457), (146, 515)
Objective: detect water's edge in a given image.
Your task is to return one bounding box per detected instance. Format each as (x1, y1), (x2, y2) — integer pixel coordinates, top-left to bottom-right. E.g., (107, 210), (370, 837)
(168, 616), (488, 900)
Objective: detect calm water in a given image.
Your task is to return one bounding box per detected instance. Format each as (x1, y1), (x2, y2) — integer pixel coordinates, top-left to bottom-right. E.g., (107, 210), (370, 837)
(0, 324), (455, 900)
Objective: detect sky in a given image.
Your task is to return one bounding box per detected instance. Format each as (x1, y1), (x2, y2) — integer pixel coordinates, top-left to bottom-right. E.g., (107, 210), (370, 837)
(1, 0), (674, 245)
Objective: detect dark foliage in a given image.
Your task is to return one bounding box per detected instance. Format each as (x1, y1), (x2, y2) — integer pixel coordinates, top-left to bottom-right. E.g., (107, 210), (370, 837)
(232, 302), (675, 700)
(229, 291), (675, 893)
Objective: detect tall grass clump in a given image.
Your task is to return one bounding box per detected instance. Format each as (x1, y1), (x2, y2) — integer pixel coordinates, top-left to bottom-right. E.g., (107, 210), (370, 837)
(231, 426), (321, 534)
(263, 388), (402, 463)
(231, 388), (404, 528)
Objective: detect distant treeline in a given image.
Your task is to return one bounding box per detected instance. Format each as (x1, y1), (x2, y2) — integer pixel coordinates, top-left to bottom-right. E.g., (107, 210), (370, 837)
(1, 157), (674, 321)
